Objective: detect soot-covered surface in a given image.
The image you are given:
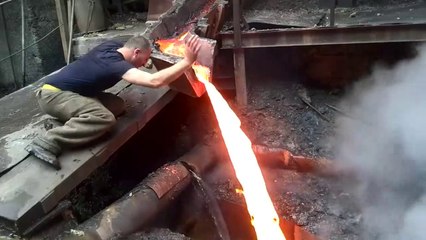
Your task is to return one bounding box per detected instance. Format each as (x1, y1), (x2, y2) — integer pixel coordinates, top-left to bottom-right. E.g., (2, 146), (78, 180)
(230, 0), (426, 28)
(203, 45), (412, 239)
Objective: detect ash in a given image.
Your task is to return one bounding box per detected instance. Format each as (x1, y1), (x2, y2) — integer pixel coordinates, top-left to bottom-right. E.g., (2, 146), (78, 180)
(207, 44), (415, 239)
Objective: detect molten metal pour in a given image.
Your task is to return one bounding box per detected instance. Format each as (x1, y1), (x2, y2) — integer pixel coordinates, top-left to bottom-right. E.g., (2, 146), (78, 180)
(156, 33), (286, 240)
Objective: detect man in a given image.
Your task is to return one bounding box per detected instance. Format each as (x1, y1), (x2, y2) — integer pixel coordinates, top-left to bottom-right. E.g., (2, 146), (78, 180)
(25, 34), (202, 170)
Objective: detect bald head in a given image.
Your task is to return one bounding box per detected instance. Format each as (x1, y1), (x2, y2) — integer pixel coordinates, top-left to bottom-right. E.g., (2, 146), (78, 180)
(124, 36), (151, 51)
(119, 36), (152, 68)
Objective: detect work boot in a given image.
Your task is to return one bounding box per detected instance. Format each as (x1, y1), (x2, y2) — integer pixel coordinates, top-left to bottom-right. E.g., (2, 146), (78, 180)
(25, 143), (61, 170)
(43, 118), (63, 130)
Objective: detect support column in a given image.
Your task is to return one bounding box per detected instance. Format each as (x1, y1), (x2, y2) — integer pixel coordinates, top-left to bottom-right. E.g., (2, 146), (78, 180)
(232, 0), (247, 106)
(54, 0), (69, 61)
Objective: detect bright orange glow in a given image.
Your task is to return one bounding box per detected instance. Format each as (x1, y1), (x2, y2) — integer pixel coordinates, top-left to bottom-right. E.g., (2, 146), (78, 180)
(191, 63), (211, 83)
(194, 65), (286, 240)
(157, 33), (285, 240)
(156, 32), (188, 58)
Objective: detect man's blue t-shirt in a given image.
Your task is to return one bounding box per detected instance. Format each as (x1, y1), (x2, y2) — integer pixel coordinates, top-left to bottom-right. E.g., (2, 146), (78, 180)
(46, 41), (134, 97)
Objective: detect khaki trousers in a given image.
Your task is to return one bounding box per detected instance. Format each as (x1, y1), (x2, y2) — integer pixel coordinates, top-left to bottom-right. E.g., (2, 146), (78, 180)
(34, 88), (125, 154)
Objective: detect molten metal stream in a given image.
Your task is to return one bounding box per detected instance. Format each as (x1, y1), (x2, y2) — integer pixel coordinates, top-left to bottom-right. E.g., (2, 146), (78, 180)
(194, 66), (285, 240)
(157, 35), (285, 240)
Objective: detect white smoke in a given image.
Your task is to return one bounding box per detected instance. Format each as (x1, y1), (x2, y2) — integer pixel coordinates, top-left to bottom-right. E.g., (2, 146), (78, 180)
(334, 43), (426, 239)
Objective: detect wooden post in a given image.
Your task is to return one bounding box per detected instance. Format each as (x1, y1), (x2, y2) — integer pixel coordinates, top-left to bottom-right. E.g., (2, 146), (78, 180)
(55, 0), (69, 61)
(0, 6), (19, 89)
(21, 0), (25, 86)
(66, 0), (75, 64)
(232, 0), (247, 106)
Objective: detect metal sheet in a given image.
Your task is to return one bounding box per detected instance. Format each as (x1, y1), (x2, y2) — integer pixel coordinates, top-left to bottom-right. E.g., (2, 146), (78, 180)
(145, 163), (189, 198)
(220, 23), (426, 49)
(151, 37), (217, 98)
(151, 53), (206, 98)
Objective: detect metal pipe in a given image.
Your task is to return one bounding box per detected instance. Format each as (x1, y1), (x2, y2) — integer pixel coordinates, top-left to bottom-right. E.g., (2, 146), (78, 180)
(66, 0), (75, 64)
(77, 142), (219, 240)
(21, 0), (25, 86)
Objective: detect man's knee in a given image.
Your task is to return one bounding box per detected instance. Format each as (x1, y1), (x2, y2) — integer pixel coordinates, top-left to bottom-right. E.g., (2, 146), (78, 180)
(103, 111), (117, 128)
(96, 93), (126, 117)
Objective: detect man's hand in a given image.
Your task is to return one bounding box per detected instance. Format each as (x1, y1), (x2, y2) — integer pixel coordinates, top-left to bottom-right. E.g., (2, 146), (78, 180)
(122, 33), (202, 88)
(183, 34), (202, 64)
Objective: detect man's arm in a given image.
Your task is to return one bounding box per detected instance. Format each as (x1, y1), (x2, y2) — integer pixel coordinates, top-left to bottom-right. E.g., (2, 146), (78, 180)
(122, 59), (192, 88)
(122, 34), (201, 88)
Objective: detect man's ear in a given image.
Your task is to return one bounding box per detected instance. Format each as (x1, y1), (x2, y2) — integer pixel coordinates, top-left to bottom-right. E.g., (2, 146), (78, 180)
(134, 48), (141, 55)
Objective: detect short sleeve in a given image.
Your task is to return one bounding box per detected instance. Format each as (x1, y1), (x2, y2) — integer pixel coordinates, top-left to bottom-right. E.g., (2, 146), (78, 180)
(111, 60), (134, 79)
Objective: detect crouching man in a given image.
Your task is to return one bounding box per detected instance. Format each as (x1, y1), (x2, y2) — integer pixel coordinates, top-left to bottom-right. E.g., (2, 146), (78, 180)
(26, 34), (201, 170)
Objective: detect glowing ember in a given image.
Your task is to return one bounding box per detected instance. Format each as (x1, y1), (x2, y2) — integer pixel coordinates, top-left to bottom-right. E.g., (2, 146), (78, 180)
(156, 33), (285, 240)
(156, 32), (188, 58)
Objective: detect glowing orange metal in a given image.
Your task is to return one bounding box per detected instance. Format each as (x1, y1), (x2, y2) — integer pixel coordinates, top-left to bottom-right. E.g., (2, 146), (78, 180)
(156, 32), (188, 58)
(193, 65), (286, 240)
(157, 33), (285, 240)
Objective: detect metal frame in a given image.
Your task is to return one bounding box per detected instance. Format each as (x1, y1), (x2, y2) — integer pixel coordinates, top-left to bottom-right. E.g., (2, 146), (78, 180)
(222, 23), (426, 49)
(227, 16), (426, 105)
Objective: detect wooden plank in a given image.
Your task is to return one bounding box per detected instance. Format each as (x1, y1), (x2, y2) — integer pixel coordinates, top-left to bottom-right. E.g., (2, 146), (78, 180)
(0, 72), (60, 174)
(0, 84), (176, 233)
(233, 49), (247, 105)
(54, 0), (69, 60)
(232, 0), (247, 105)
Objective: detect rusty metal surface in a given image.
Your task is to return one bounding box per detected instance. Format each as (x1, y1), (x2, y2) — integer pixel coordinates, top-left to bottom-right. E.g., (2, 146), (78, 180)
(145, 163), (190, 199)
(204, 2), (228, 39)
(220, 23), (426, 49)
(241, 0), (426, 28)
(147, 0), (222, 40)
(146, 0), (220, 98)
(147, 0), (174, 22)
(151, 37), (217, 98)
(178, 141), (223, 174)
(76, 142), (220, 240)
(150, 53), (206, 97)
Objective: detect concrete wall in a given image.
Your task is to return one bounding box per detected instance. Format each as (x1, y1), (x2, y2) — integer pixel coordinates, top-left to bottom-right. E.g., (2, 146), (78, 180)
(0, 0), (64, 96)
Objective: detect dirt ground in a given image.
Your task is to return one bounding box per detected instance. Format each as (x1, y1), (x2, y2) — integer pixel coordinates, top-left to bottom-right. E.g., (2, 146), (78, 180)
(200, 47), (361, 239)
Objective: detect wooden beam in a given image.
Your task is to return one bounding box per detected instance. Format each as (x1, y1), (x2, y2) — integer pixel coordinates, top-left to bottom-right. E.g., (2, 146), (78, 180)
(232, 0), (247, 105)
(0, 79), (176, 233)
(0, 5), (18, 89)
(54, 0), (69, 61)
(233, 49), (247, 105)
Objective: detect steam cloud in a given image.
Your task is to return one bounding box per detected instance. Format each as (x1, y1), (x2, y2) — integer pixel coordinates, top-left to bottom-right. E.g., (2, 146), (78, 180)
(334, 44), (426, 239)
